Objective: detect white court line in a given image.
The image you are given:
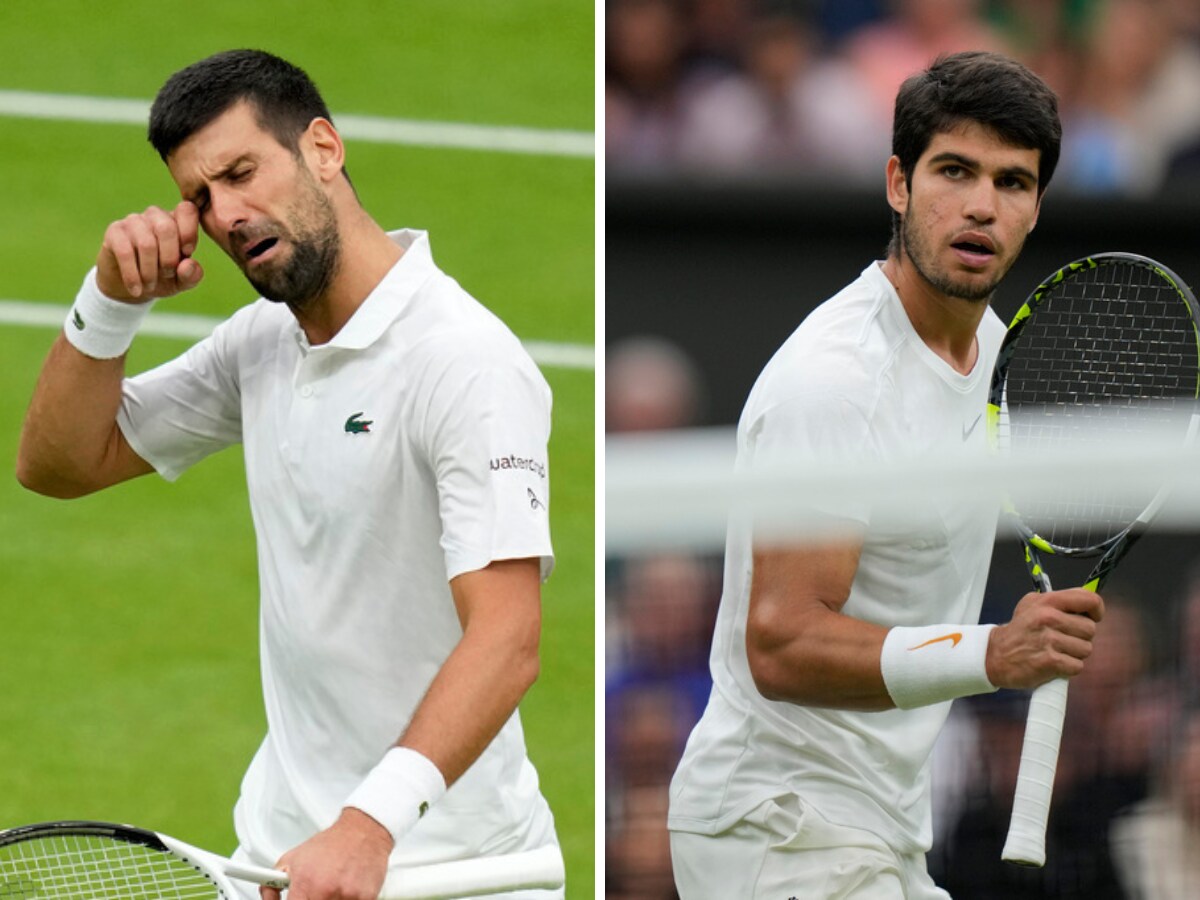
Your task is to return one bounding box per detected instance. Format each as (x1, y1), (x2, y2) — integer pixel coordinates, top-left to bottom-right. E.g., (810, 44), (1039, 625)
(0, 89), (595, 158)
(0, 300), (594, 371)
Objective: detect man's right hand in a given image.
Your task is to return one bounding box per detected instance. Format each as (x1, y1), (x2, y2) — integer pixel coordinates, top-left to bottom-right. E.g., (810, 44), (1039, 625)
(986, 588), (1105, 690)
(96, 201), (205, 301)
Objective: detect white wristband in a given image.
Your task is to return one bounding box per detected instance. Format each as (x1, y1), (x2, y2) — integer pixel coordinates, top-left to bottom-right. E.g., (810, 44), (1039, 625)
(63, 268), (156, 360)
(344, 747), (447, 844)
(880, 623), (997, 709)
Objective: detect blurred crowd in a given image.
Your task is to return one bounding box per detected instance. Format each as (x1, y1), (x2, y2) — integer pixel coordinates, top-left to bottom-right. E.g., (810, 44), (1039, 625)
(606, 0), (1200, 194)
(605, 335), (1200, 898)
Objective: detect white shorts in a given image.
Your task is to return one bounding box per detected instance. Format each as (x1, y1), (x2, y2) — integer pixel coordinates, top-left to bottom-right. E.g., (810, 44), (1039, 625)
(670, 796), (950, 900)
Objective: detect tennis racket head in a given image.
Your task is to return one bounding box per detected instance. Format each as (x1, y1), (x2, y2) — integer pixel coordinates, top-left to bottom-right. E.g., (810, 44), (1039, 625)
(988, 251), (1200, 585)
(0, 820), (235, 899)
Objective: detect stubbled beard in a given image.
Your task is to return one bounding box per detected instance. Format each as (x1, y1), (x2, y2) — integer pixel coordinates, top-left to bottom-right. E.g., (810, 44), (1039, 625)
(901, 211), (1021, 303)
(244, 176), (341, 311)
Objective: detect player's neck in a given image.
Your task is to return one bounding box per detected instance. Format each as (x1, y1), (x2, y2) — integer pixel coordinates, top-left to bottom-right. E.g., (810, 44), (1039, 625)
(881, 255), (987, 376)
(292, 211), (404, 346)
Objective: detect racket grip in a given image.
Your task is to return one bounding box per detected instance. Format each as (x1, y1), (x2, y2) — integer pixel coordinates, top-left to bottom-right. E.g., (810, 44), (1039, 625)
(378, 844), (565, 900)
(1001, 677), (1069, 867)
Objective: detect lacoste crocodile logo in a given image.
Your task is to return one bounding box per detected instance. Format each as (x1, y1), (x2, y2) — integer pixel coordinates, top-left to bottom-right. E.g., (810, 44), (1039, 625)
(344, 412), (373, 435)
(71, 308), (85, 330)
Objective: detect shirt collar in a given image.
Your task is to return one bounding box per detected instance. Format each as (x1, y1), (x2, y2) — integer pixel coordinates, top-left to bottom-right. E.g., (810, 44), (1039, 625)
(296, 229), (436, 354)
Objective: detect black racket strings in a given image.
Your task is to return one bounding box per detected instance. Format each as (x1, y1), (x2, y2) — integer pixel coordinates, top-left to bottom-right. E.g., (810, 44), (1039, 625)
(999, 261), (1200, 551)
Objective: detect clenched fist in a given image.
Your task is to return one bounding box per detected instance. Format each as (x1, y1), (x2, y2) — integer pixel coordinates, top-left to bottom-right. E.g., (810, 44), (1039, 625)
(986, 588), (1105, 690)
(96, 201), (205, 302)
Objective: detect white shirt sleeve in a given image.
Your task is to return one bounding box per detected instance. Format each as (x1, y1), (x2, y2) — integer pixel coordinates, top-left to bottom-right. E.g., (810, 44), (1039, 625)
(745, 388), (876, 525)
(420, 333), (554, 582)
(116, 318), (243, 482)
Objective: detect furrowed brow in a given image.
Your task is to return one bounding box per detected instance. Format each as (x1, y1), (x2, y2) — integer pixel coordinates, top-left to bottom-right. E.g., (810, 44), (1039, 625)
(181, 155), (253, 203)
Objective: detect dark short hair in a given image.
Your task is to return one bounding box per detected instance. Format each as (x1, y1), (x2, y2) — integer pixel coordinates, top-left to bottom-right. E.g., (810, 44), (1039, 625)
(148, 49), (334, 161)
(887, 51), (1061, 257)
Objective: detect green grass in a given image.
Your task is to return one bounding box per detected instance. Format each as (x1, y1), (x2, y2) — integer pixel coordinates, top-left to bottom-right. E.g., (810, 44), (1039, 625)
(0, 2), (594, 894)
(0, 2), (592, 131)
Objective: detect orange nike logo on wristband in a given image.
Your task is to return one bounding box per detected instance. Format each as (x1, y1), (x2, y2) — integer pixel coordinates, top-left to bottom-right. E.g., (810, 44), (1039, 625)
(908, 632), (962, 651)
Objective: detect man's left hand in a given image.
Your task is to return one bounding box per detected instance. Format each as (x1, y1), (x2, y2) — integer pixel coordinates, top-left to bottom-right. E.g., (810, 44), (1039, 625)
(260, 808), (393, 900)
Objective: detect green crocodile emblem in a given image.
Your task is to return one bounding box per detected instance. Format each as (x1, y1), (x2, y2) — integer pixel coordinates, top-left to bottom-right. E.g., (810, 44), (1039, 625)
(344, 412), (373, 435)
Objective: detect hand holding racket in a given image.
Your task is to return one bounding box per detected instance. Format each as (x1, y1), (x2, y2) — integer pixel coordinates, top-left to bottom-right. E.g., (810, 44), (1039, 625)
(0, 820), (565, 899)
(988, 252), (1200, 867)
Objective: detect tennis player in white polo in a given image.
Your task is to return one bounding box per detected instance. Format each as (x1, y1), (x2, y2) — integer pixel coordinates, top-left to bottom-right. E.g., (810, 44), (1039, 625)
(668, 52), (1105, 899)
(17, 50), (561, 900)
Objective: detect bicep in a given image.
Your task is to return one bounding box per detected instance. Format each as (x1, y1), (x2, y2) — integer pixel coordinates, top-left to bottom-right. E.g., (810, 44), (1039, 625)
(747, 534), (864, 654)
(449, 557), (542, 640)
(745, 530), (892, 709)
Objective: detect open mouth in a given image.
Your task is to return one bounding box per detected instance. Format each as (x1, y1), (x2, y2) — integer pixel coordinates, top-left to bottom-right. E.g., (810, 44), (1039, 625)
(951, 240), (994, 256)
(244, 237), (279, 261)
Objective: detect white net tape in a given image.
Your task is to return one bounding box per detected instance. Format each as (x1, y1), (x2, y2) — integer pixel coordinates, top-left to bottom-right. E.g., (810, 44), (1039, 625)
(606, 418), (1200, 554)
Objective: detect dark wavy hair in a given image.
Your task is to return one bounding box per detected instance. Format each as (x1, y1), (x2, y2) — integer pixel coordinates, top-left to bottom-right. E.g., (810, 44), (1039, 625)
(148, 49), (345, 179)
(887, 51), (1061, 257)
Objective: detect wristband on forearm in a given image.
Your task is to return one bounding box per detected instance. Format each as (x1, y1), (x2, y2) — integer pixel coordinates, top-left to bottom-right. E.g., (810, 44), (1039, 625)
(344, 747), (447, 843)
(63, 268), (156, 360)
(879, 623), (997, 709)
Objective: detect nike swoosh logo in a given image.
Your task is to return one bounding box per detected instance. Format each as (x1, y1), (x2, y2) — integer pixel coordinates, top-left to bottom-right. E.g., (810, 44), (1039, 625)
(908, 632), (962, 651)
(962, 414), (981, 441)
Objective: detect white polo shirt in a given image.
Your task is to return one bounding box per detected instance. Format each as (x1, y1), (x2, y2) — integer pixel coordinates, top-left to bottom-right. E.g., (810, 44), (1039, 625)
(669, 262), (1004, 855)
(115, 230), (558, 868)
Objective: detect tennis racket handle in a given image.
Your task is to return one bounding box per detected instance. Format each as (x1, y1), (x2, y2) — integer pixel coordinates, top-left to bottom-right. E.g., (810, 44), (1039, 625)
(377, 845), (566, 900)
(234, 844), (564, 899)
(1001, 677), (1069, 867)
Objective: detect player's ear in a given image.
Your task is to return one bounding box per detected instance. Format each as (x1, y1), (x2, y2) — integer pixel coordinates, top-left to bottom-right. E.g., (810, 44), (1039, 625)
(885, 156), (908, 217)
(302, 117), (345, 184)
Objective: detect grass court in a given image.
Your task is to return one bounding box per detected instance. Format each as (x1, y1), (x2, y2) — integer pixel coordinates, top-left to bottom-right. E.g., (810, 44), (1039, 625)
(0, 1), (594, 895)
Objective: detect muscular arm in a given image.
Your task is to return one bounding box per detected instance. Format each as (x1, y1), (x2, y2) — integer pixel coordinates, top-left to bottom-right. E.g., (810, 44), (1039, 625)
(16, 202), (202, 497)
(745, 537), (1105, 712)
(401, 556), (542, 782)
(746, 535), (897, 711)
(17, 336), (153, 497)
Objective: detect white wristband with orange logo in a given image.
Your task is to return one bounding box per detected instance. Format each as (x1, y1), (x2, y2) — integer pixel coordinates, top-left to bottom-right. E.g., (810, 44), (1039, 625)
(880, 623), (997, 709)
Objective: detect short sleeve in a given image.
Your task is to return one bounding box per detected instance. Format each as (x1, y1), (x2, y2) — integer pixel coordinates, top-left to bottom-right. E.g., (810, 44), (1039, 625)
(116, 319), (243, 481)
(422, 338), (554, 582)
(744, 389), (875, 525)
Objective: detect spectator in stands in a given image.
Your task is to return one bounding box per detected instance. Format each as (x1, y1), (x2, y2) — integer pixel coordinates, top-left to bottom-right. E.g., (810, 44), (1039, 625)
(677, 12), (887, 178)
(606, 0), (693, 166)
(840, 0), (1008, 138)
(606, 335), (705, 433)
(606, 555), (720, 900)
(607, 554), (719, 720)
(1058, 0), (1200, 193)
(1112, 707), (1200, 899)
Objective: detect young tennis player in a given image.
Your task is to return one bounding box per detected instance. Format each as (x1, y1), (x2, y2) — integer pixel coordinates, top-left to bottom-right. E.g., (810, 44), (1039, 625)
(17, 50), (561, 900)
(668, 51), (1105, 898)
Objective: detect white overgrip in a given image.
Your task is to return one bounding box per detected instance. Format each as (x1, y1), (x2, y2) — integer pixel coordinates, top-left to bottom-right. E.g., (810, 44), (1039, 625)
(1001, 676), (1070, 867)
(378, 844), (566, 900)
